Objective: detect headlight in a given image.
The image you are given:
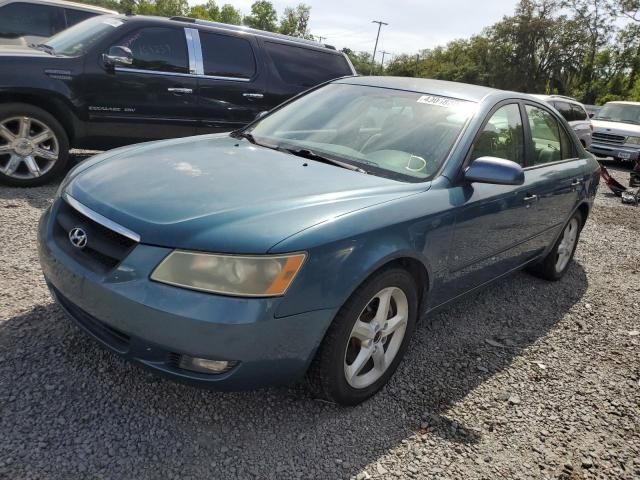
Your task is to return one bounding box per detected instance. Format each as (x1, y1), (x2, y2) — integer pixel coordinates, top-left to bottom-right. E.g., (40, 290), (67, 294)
(626, 136), (640, 145)
(150, 251), (306, 297)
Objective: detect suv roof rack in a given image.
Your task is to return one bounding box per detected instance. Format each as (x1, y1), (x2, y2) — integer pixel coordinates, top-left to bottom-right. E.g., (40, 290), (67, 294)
(169, 16), (333, 50)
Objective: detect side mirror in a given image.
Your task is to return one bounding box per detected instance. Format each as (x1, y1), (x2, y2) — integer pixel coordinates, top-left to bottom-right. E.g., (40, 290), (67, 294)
(255, 111), (268, 120)
(464, 157), (525, 186)
(102, 46), (133, 68)
(589, 112), (595, 119)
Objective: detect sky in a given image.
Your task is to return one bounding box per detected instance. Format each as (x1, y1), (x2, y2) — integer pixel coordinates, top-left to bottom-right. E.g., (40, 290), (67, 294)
(194, 0), (520, 60)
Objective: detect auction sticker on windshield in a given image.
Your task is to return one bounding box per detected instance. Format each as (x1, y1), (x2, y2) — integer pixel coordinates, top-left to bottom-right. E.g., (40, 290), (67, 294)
(416, 95), (464, 108)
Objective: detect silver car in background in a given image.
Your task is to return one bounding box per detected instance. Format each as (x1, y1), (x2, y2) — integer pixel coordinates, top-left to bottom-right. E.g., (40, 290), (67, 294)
(0, 0), (115, 46)
(588, 101), (640, 165)
(533, 95), (592, 148)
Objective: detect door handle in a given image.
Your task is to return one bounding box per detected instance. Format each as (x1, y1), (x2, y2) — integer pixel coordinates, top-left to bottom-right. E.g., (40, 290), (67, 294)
(243, 92), (264, 99)
(523, 194), (538, 207)
(167, 87), (193, 94)
(570, 179), (583, 186)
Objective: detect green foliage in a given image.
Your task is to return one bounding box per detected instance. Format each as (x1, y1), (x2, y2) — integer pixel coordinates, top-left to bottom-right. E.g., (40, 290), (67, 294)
(341, 48), (373, 75)
(279, 4), (311, 38)
(218, 4), (242, 24)
(243, 0), (278, 31)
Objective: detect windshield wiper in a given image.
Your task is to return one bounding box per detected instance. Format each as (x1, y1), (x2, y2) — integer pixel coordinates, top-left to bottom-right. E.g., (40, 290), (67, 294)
(284, 148), (367, 173)
(35, 43), (55, 55)
(232, 130), (256, 144)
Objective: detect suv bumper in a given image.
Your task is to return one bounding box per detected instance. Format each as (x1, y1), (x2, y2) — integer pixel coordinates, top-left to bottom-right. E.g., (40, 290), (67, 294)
(588, 143), (640, 162)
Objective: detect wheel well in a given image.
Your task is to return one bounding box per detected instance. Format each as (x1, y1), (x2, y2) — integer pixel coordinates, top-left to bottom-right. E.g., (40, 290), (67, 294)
(577, 203), (590, 229)
(0, 92), (76, 144)
(373, 257), (429, 310)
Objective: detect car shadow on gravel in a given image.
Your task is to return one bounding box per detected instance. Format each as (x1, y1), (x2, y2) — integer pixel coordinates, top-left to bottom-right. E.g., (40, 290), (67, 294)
(0, 263), (588, 479)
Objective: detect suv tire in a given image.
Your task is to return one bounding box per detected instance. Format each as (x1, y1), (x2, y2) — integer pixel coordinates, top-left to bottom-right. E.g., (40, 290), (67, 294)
(0, 103), (69, 187)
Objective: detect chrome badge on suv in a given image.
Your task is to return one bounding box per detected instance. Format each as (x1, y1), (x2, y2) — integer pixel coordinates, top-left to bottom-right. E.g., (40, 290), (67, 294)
(68, 227), (88, 249)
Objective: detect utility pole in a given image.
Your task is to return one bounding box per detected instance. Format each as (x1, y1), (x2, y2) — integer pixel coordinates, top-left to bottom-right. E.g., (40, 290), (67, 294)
(370, 20), (388, 75)
(414, 53), (420, 76)
(380, 50), (391, 73)
(316, 35), (326, 43)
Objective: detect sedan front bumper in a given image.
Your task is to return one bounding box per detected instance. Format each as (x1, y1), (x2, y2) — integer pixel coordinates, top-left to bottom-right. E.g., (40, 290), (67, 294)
(37, 204), (335, 390)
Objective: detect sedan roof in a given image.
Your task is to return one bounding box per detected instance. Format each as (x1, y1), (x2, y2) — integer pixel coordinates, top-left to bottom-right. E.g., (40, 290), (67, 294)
(336, 76), (502, 103)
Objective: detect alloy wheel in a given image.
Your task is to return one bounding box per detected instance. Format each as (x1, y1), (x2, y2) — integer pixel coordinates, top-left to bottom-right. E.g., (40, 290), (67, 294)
(344, 286), (408, 389)
(555, 217), (579, 272)
(0, 116), (59, 180)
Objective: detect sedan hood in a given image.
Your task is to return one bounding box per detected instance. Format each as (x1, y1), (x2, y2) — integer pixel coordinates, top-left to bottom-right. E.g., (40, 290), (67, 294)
(66, 135), (426, 253)
(592, 119), (640, 136)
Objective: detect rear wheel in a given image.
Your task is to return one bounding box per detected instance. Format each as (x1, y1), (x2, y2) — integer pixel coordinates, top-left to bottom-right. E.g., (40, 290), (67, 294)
(307, 268), (418, 405)
(0, 103), (69, 187)
(527, 210), (583, 281)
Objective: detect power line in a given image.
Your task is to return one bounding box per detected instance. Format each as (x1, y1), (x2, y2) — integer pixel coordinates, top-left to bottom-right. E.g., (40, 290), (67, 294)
(370, 20), (388, 75)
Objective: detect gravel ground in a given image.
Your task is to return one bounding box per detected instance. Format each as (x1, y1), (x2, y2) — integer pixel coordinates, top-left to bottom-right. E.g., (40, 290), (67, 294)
(0, 157), (638, 480)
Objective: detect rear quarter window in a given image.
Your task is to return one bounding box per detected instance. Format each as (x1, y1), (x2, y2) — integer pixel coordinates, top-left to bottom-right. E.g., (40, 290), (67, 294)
(264, 41), (352, 88)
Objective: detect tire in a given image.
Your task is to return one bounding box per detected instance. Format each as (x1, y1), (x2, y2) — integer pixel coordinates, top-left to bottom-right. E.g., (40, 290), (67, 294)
(307, 268), (419, 405)
(0, 103), (70, 187)
(527, 210), (583, 281)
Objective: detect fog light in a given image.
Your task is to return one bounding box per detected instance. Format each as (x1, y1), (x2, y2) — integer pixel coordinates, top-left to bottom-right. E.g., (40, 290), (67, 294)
(178, 355), (236, 374)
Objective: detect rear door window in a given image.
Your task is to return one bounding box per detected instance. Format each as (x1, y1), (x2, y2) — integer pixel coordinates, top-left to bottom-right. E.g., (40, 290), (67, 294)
(264, 41), (352, 87)
(525, 105), (574, 165)
(64, 8), (98, 27)
(0, 2), (65, 38)
(199, 31), (256, 79)
(113, 27), (189, 74)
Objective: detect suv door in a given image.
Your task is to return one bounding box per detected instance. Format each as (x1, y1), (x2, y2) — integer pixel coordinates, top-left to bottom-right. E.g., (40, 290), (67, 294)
(194, 29), (267, 132)
(521, 103), (587, 246)
(435, 102), (540, 305)
(82, 26), (198, 147)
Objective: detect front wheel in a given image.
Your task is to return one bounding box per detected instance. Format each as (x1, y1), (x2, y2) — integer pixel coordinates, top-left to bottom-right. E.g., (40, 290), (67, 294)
(307, 268), (418, 405)
(0, 103), (69, 187)
(527, 210), (583, 281)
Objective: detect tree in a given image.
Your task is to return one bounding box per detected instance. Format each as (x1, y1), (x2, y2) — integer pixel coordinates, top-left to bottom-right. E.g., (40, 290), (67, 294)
(219, 4), (242, 24)
(189, 0), (219, 20)
(243, 0), (278, 31)
(341, 48), (373, 75)
(279, 4), (311, 38)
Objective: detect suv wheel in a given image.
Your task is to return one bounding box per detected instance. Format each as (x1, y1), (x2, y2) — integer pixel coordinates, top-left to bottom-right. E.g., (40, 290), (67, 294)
(307, 268), (418, 405)
(0, 103), (69, 187)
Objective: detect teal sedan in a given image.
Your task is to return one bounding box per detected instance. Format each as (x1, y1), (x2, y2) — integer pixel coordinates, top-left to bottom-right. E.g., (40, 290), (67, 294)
(38, 77), (600, 405)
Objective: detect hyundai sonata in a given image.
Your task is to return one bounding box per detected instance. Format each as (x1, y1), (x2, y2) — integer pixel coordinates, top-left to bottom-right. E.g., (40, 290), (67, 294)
(38, 77), (599, 405)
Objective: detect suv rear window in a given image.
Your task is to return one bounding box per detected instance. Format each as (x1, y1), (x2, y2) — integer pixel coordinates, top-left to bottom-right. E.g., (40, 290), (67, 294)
(264, 41), (352, 87)
(553, 101), (574, 122)
(0, 2), (64, 38)
(199, 31), (256, 78)
(571, 103), (588, 121)
(64, 8), (98, 27)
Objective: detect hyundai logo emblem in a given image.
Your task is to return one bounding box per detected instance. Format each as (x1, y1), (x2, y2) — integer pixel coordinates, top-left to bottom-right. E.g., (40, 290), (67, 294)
(68, 227), (88, 249)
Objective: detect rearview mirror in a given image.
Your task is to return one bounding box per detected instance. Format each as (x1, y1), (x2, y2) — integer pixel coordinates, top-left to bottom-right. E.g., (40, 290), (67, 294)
(464, 157), (524, 186)
(102, 46), (133, 68)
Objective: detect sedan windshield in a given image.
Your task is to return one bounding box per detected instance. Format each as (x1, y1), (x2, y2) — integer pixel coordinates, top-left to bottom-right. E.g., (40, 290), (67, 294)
(246, 83), (476, 182)
(595, 103), (640, 125)
(44, 16), (123, 56)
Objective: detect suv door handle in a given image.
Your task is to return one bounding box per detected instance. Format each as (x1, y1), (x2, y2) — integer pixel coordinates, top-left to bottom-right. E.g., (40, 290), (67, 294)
(523, 194), (538, 206)
(167, 87), (193, 94)
(570, 179), (583, 186)
(243, 92), (264, 99)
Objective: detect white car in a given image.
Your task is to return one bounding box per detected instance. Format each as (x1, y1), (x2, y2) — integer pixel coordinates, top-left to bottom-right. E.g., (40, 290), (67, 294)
(532, 95), (592, 148)
(0, 0), (115, 46)
(588, 101), (640, 165)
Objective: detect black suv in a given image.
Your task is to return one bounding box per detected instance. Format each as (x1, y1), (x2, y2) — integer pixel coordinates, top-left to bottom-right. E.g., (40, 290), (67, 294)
(0, 15), (355, 185)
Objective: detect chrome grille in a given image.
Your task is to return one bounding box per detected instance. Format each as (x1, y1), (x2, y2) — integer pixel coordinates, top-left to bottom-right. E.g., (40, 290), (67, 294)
(592, 132), (627, 145)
